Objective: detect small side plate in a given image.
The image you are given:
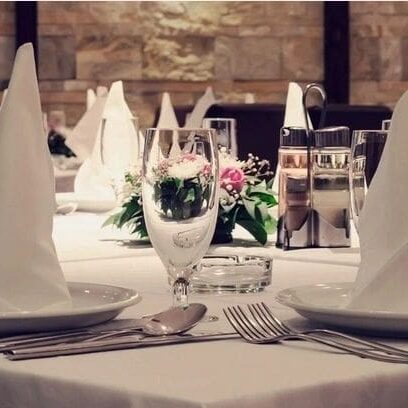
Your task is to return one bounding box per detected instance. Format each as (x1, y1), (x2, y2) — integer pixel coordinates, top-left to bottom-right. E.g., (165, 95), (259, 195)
(277, 282), (408, 335)
(56, 192), (116, 213)
(0, 282), (141, 335)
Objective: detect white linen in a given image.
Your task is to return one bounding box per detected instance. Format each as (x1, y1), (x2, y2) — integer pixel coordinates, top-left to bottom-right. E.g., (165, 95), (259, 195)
(53, 213), (360, 267)
(65, 90), (107, 162)
(0, 43), (70, 312)
(86, 88), (96, 111)
(74, 81), (138, 204)
(184, 86), (216, 128)
(348, 91), (408, 311)
(1, 246), (407, 408)
(0, 88), (7, 109)
(272, 82), (313, 192)
(157, 92), (179, 128)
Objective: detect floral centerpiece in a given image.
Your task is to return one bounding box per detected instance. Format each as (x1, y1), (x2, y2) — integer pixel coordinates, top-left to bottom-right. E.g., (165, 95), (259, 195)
(151, 153), (213, 220)
(104, 149), (277, 245)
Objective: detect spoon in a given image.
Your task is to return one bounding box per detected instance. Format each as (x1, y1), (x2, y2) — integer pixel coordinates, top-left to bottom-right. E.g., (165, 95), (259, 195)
(86, 303), (208, 342)
(0, 304), (208, 350)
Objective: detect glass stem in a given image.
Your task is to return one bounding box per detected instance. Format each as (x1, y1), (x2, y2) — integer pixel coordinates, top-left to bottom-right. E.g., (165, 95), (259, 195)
(173, 277), (189, 307)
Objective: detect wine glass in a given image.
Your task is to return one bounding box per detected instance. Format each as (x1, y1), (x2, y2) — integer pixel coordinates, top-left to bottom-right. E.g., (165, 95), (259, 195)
(142, 128), (219, 306)
(202, 118), (238, 157)
(100, 115), (141, 197)
(349, 130), (388, 230)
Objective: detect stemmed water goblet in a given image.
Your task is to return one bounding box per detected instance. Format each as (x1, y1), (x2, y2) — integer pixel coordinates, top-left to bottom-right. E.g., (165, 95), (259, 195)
(142, 128), (219, 306)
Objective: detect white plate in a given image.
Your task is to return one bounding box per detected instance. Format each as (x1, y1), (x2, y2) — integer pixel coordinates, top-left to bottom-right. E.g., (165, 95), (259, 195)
(277, 282), (408, 335)
(0, 282), (141, 335)
(56, 192), (116, 213)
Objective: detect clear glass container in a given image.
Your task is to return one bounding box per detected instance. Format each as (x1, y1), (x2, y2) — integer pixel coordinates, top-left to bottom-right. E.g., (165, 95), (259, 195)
(276, 147), (311, 248)
(191, 255), (272, 293)
(312, 147), (350, 229)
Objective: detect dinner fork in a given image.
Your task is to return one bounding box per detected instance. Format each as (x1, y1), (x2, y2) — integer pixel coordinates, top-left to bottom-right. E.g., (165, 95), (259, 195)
(254, 302), (408, 358)
(223, 305), (408, 364)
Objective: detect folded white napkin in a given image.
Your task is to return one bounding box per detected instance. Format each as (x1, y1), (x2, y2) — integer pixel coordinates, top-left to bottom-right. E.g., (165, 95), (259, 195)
(86, 86), (108, 111)
(185, 86), (216, 128)
(0, 44), (71, 312)
(74, 81), (138, 203)
(347, 91), (408, 311)
(65, 87), (108, 162)
(0, 88), (7, 109)
(157, 92), (179, 128)
(272, 82), (313, 192)
(86, 89), (96, 111)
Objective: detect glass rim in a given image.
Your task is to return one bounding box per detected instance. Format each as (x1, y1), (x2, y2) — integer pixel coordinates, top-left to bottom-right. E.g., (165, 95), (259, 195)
(145, 127), (213, 132)
(202, 117), (236, 123)
(352, 129), (388, 135)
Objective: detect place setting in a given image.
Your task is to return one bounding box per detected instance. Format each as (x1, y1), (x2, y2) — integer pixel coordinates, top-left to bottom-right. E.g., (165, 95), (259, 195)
(0, 42), (408, 368)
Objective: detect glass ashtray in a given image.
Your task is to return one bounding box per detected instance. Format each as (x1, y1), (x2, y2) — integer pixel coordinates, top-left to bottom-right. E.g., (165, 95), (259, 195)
(191, 255), (272, 294)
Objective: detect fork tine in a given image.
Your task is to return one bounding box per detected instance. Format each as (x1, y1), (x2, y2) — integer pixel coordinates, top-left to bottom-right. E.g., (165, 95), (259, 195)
(225, 307), (261, 341)
(223, 308), (252, 341)
(237, 305), (270, 338)
(247, 304), (280, 337)
(254, 303), (288, 335)
(233, 306), (265, 339)
(259, 302), (291, 335)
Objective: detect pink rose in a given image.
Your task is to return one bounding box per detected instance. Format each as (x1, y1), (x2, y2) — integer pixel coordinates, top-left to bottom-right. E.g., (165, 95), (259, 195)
(220, 166), (245, 193)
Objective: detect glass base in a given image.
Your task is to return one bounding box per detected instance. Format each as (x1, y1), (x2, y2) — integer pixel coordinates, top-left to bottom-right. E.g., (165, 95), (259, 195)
(191, 255), (272, 294)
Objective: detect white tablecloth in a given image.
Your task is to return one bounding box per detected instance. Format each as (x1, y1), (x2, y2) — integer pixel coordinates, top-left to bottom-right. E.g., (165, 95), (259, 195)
(2, 213), (407, 408)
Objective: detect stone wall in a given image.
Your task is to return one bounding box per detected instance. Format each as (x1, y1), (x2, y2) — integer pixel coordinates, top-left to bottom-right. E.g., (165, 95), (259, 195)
(350, 2), (408, 107)
(36, 1), (323, 127)
(0, 2), (15, 89)
(2, 2), (407, 128)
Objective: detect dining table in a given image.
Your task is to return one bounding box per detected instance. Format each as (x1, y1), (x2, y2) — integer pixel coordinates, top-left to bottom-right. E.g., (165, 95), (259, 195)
(1, 211), (407, 408)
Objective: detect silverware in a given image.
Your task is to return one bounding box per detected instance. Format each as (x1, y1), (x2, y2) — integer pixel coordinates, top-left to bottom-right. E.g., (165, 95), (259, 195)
(5, 332), (237, 360)
(223, 305), (408, 364)
(256, 302), (408, 358)
(0, 303), (208, 351)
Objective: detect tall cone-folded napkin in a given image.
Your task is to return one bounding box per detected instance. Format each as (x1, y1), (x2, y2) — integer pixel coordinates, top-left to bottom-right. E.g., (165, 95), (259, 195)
(347, 90), (408, 311)
(0, 44), (71, 312)
(65, 87), (108, 162)
(74, 81), (138, 202)
(272, 82), (313, 192)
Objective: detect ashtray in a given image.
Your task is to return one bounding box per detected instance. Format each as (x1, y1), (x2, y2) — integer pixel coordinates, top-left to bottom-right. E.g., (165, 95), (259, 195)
(191, 255), (272, 294)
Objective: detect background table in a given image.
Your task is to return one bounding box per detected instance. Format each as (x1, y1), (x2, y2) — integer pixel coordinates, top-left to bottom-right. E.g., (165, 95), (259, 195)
(1, 213), (407, 408)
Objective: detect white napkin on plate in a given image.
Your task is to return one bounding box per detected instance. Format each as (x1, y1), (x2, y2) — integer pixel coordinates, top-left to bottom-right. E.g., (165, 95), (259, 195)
(74, 81), (138, 204)
(272, 82), (313, 192)
(184, 86), (216, 128)
(0, 43), (71, 312)
(347, 91), (408, 312)
(65, 87), (108, 162)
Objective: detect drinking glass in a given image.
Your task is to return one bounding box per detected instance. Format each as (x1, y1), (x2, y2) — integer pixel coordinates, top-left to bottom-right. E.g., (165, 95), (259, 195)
(349, 130), (388, 230)
(142, 128), (219, 306)
(100, 115), (141, 196)
(202, 118), (238, 157)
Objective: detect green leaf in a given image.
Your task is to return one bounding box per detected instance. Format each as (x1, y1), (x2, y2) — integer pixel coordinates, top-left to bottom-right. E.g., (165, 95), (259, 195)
(264, 215), (277, 234)
(242, 197), (257, 220)
(183, 188), (196, 203)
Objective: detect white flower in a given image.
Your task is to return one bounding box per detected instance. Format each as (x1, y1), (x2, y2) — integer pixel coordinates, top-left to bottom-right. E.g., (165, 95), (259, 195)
(167, 155), (209, 180)
(219, 150), (244, 171)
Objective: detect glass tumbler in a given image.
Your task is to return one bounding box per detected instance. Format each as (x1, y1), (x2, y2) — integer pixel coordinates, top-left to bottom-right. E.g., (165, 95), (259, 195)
(202, 118), (238, 157)
(349, 130), (388, 230)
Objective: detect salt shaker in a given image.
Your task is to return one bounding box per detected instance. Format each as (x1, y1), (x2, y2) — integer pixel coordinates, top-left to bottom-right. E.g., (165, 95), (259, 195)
(311, 126), (351, 247)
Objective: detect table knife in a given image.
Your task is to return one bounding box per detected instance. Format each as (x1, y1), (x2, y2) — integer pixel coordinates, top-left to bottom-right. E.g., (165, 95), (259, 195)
(6, 332), (237, 361)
